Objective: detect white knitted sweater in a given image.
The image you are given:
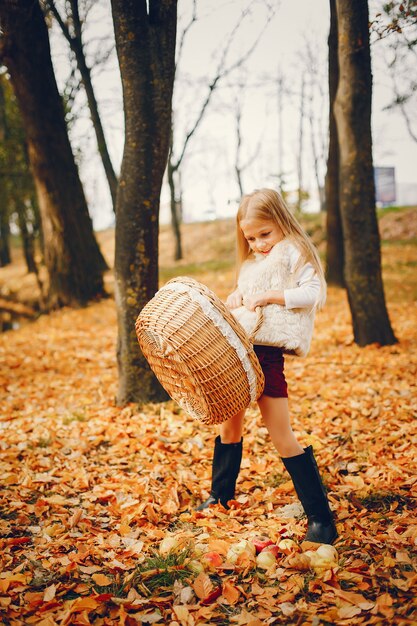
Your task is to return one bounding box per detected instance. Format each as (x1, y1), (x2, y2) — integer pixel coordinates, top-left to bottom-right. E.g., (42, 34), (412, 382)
(231, 239), (318, 356)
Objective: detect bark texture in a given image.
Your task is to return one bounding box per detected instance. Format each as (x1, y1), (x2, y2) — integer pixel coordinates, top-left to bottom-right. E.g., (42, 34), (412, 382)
(0, 0), (106, 307)
(111, 0), (177, 404)
(16, 201), (37, 274)
(334, 0), (396, 345)
(325, 0), (344, 286)
(0, 203), (11, 267)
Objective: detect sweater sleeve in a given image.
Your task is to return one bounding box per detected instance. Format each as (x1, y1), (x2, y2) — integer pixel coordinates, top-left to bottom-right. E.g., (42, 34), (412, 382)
(283, 244), (322, 309)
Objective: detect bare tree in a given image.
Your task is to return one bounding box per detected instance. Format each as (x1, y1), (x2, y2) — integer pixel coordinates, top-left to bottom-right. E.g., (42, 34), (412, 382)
(384, 35), (417, 143)
(370, 1), (417, 142)
(276, 67), (286, 195)
(111, 0), (177, 405)
(296, 73), (306, 213)
(334, 0), (396, 345)
(44, 0), (118, 211)
(301, 39), (328, 211)
(168, 0), (275, 260)
(231, 76), (263, 197)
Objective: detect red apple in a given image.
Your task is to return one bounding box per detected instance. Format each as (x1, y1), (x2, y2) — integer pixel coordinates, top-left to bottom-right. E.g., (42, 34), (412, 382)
(201, 551), (223, 569)
(260, 544), (280, 558)
(252, 538), (275, 554)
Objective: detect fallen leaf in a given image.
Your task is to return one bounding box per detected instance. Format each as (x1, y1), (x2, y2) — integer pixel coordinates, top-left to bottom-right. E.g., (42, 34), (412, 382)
(92, 573), (113, 586)
(193, 572), (213, 600)
(221, 580), (240, 605)
(43, 584), (57, 602)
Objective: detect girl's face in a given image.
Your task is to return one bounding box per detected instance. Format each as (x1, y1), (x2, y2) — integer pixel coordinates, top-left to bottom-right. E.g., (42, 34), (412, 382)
(239, 217), (284, 256)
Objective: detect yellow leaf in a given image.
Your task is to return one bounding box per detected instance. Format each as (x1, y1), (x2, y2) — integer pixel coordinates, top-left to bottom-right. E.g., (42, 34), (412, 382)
(119, 522), (132, 536)
(173, 605), (191, 626)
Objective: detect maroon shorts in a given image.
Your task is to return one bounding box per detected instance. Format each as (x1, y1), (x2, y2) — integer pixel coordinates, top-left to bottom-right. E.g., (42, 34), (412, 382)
(253, 345), (288, 398)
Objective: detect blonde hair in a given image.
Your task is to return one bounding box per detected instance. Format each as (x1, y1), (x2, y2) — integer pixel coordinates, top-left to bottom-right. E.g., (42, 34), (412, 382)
(236, 188), (326, 308)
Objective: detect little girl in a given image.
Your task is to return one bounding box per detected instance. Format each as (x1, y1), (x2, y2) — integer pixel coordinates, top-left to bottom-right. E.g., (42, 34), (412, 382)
(196, 188), (337, 545)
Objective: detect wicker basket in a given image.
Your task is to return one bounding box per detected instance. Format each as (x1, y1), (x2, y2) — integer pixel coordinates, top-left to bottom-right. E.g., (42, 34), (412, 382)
(135, 276), (265, 425)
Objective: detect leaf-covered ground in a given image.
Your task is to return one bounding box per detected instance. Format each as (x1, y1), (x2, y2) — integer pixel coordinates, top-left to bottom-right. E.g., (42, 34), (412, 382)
(1, 236), (417, 624)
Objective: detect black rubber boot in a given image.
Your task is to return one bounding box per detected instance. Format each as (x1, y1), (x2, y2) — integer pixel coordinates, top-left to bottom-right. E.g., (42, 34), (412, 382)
(282, 446), (337, 544)
(195, 435), (243, 511)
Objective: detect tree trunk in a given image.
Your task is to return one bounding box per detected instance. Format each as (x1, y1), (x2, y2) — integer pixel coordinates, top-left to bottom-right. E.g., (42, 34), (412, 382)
(167, 158), (183, 261)
(16, 202), (37, 274)
(111, 0), (177, 404)
(0, 0), (107, 308)
(0, 201), (11, 267)
(0, 77), (11, 267)
(334, 0), (397, 346)
(325, 0), (344, 286)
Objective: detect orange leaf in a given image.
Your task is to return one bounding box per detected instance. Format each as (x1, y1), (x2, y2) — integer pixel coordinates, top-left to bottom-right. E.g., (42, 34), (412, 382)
(221, 580), (240, 605)
(193, 572), (213, 600)
(330, 588), (375, 610)
(69, 508), (83, 528)
(43, 583), (57, 602)
(207, 538), (230, 555)
(71, 596), (100, 612)
(92, 573), (112, 586)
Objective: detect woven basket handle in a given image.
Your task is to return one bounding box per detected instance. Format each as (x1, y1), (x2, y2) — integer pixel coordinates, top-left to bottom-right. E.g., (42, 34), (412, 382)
(248, 306), (264, 343)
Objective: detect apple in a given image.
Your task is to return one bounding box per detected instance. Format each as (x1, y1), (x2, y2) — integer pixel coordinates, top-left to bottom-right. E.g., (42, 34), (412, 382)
(201, 551), (223, 569)
(260, 544), (280, 558)
(227, 539), (256, 563)
(285, 552), (311, 571)
(303, 547), (338, 574)
(278, 538), (299, 555)
(189, 559), (205, 574)
(256, 550), (277, 570)
(252, 538), (275, 554)
(316, 544), (338, 563)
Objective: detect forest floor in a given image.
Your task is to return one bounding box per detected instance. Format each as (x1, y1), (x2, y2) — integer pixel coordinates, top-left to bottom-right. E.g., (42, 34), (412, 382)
(0, 208), (416, 625)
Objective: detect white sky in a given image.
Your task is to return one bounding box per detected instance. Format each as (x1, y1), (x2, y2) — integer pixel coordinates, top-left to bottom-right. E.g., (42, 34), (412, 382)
(49, 0), (417, 229)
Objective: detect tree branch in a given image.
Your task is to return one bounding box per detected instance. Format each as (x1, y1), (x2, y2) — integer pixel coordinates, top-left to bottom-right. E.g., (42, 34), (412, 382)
(176, 0), (197, 69)
(173, 0), (276, 170)
(43, 0), (73, 46)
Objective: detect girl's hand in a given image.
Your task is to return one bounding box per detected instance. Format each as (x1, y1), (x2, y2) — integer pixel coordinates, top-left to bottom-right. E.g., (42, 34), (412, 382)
(226, 288), (243, 310)
(245, 293), (270, 311)
(245, 290), (285, 311)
